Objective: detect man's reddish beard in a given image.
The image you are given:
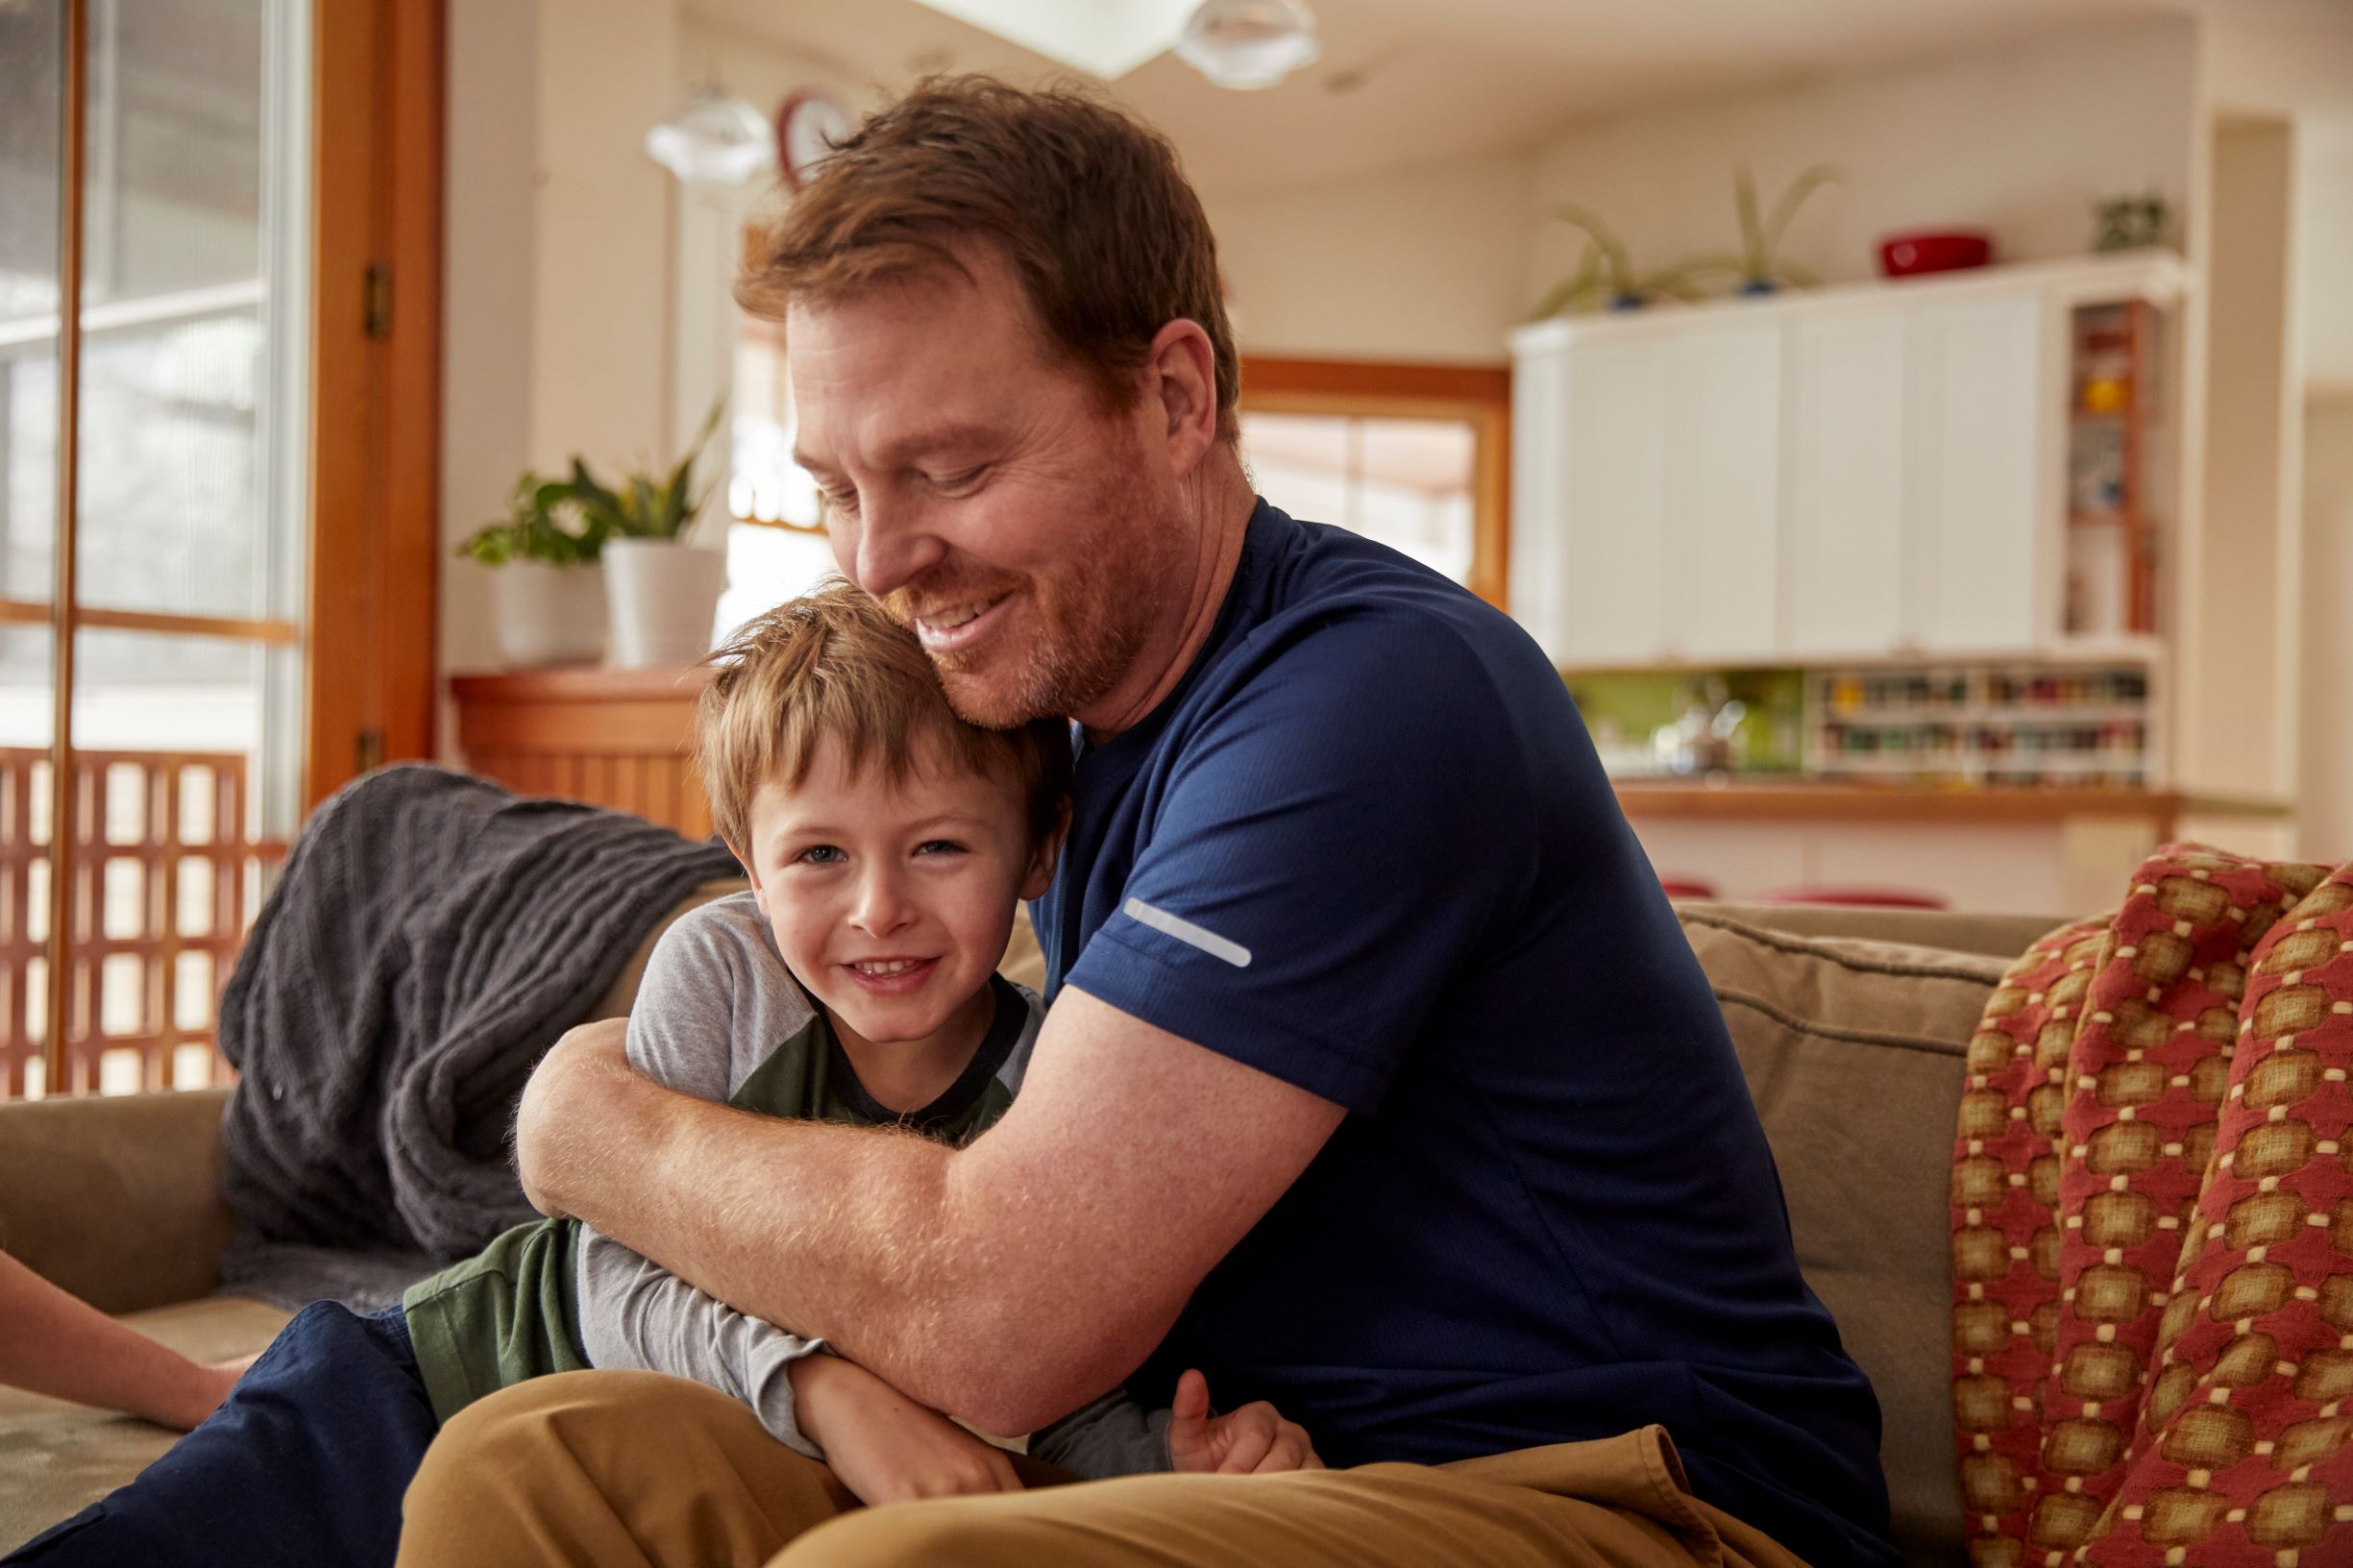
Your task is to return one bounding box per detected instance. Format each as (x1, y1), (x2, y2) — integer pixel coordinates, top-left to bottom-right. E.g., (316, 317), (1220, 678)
(884, 460), (1183, 728)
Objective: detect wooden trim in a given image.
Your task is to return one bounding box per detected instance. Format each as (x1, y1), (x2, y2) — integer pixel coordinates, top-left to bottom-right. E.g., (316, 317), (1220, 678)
(1241, 358), (1509, 407)
(0, 599), (300, 645)
(1610, 780), (2290, 826)
(44, 0), (90, 1093)
(451, 667), (715, 703)
(381, 0), (445, 771)
(1236, 356), (1512, 610)
(305, 0), (445, 813)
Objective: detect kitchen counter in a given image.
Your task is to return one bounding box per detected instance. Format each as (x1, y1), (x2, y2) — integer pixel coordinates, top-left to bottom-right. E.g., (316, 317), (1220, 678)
(1610, 779), (2288, 838)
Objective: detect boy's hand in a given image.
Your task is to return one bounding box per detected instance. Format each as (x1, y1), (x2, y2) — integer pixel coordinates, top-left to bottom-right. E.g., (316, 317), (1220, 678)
(789, 1353), (1024, 1506)
(1164, 1368), (1323, 1475)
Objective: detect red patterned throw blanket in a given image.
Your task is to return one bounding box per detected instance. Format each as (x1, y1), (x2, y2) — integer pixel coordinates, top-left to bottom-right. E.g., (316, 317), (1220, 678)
(1952, 847), (2353, 1567)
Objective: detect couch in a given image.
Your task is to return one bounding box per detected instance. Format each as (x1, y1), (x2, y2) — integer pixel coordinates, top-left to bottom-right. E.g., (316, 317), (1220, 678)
(0, 894), (2057, 1563)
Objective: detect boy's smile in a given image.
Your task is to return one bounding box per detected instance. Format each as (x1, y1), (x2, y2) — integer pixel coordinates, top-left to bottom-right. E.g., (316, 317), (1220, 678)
(736, 734), (1058, 1111)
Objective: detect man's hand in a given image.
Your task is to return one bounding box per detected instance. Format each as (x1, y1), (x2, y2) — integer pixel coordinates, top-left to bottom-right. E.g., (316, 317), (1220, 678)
(788, 1353), (1026, 1506)
(513, 1017), (633, 1218)
(1164, 1368), (1323, 1475)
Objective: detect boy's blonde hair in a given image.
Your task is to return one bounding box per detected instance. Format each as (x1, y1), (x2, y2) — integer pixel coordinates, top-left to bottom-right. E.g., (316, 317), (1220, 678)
(695, 578), (1071, 857)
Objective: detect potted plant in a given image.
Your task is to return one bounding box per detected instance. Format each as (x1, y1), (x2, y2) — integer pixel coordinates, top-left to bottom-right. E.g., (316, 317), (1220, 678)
(569, 404), (731, 670)
(1714, 164), (1841, 295)
(455, 472), (611, 668)
(1528, 204), (1722, 318)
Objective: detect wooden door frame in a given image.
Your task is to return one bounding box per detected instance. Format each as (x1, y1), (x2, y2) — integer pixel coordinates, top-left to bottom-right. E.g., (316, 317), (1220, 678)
(306, 0), (444, 810)
(1237, 356), (1512, 609)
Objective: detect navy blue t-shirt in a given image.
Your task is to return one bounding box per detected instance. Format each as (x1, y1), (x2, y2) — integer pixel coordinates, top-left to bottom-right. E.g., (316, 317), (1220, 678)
(1037, 501), (1895, 1568)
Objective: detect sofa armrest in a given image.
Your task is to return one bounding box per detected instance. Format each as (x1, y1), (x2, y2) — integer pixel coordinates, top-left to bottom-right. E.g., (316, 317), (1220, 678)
(0, 1087), (235, 1313)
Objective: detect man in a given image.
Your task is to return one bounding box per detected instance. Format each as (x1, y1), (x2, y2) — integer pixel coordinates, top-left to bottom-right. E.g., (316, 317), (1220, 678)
(399, 78), (1895, 1568)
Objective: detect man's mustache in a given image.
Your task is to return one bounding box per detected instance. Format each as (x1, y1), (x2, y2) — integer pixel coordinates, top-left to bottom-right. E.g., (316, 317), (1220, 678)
(883, 562), (1029, 625)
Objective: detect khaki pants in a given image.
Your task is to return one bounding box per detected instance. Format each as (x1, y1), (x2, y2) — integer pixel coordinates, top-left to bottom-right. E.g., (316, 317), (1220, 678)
(395, 1371), (1814, 1568)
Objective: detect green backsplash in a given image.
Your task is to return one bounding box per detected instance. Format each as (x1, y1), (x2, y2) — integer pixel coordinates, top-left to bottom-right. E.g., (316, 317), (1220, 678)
(1562, 669), (1807, 774)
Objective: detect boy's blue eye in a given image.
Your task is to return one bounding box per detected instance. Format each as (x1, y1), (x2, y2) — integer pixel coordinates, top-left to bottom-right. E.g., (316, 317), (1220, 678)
(916, 840), (965, 856)
(796, 845), (846, 865)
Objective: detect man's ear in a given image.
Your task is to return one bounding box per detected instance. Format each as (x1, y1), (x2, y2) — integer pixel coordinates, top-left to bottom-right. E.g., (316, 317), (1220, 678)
(1018, 802), (1070, 902)
(1142, 317), (1219, 479)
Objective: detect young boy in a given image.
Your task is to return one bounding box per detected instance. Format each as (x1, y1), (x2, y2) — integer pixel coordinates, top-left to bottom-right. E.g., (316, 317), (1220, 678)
(9, 583), (1314, 1568)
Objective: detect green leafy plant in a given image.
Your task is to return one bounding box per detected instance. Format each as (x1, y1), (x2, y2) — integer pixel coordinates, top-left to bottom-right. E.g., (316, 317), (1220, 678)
(453, 403), (727, 567)
(567, 401), (727, 547)
(1712, 164), (1841, 295)
(454, 472), (608, 567)
(1528, 204), (1726, 319)
(2093, 190), (2169, 253)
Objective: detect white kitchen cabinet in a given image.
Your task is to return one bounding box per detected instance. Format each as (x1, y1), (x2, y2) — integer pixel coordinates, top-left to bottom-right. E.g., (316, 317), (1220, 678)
(1507, 332), (1573, 664)
(1902, 295), (2052, 652)
(1507, 253), (2186, 670)
(1664, 321), (1782, 663)
(1552, 340), (1670, 666)
(1783, 307), (1907, 659)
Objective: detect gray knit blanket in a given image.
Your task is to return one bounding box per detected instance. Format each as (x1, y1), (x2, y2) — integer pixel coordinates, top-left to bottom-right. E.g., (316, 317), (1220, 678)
(217, 764), (741, 1293)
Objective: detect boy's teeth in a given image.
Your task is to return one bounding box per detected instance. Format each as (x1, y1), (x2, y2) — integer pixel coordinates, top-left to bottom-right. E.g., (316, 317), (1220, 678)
(855, 960), (920, 975)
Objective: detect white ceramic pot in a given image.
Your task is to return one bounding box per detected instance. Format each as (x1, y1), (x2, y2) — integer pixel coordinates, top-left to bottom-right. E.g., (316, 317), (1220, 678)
(603, 538), (729, 669)
(491, 560), (606, 668)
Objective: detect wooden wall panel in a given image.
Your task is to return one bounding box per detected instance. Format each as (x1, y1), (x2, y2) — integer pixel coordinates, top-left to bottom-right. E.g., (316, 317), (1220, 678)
(450, 670), (715, 843)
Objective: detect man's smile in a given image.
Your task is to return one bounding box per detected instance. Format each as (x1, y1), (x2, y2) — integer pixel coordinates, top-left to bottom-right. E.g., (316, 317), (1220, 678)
(912, 592), (1014, 654)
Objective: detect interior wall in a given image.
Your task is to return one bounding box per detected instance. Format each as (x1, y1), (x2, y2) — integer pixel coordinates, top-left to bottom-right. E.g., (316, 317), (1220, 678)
(2182, 117), (2300, 802)
(2301, 140), (2353, 393)
(1208, 152), (1536, 365)
(2302, 393), (2353, 863)
(2302, 391), (2353, 863)
(1523, 17), (2199, 308)
(438, 0), (543, 704)
(532, 0), (677, 471)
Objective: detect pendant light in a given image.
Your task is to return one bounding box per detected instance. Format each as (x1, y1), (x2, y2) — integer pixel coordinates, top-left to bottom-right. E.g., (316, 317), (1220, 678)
(1175, 0), (1319, 90)
(646, 84), (776, 186)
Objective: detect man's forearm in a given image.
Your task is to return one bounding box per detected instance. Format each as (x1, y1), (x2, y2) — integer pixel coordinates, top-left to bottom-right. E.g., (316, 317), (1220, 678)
(518, 1029), (1021, 1420)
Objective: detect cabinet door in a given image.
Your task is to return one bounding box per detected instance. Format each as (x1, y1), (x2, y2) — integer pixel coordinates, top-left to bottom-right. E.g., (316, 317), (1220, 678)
(1785, 310), (1908, 658)
(1553, 339), (1670, 666)
(1508, 343), (1574, 663)
(1666, 321), (1782, 663)
(1904, 296), (2049, 652)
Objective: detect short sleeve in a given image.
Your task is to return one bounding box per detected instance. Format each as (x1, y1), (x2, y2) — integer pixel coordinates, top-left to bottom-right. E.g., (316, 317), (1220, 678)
(1062, 619), (1532, 1115)
(623, 896), (790, 1102)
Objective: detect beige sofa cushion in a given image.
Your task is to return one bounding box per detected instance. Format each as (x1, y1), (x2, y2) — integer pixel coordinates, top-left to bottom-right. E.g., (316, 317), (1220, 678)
(1679, 910), (2014, 1568)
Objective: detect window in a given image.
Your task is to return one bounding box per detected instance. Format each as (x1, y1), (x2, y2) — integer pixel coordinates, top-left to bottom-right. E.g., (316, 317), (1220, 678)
(1238, 357), (1511, 608)
(716, 290), (833, 641)
(1, 0), (440, 1099)
(1240, 412), (1479, 583)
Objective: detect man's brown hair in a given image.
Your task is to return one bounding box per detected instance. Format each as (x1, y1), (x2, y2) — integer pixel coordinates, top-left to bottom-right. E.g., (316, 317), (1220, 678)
(738, 76), (1238, 443)
(694, 579), (1071, 858)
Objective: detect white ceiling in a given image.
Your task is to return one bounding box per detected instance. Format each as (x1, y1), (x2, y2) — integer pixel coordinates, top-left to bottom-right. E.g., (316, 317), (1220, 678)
(688, 0), (2207, 199)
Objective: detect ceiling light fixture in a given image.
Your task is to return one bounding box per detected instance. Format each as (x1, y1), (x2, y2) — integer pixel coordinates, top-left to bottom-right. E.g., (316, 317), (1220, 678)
(1175, 0), (1320, 90)
(646, 84), (777, 186)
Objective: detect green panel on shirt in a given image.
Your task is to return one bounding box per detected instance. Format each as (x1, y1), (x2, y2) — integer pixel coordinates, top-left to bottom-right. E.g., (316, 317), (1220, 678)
(401, 976), (1027, 1427)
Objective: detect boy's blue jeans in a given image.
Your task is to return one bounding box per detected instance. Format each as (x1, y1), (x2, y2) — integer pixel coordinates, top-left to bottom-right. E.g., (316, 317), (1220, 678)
(7, 1301), (436, 1568)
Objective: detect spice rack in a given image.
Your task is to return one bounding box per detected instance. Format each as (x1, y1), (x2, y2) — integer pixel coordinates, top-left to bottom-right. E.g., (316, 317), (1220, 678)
(1806, 662), (2158, 787)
